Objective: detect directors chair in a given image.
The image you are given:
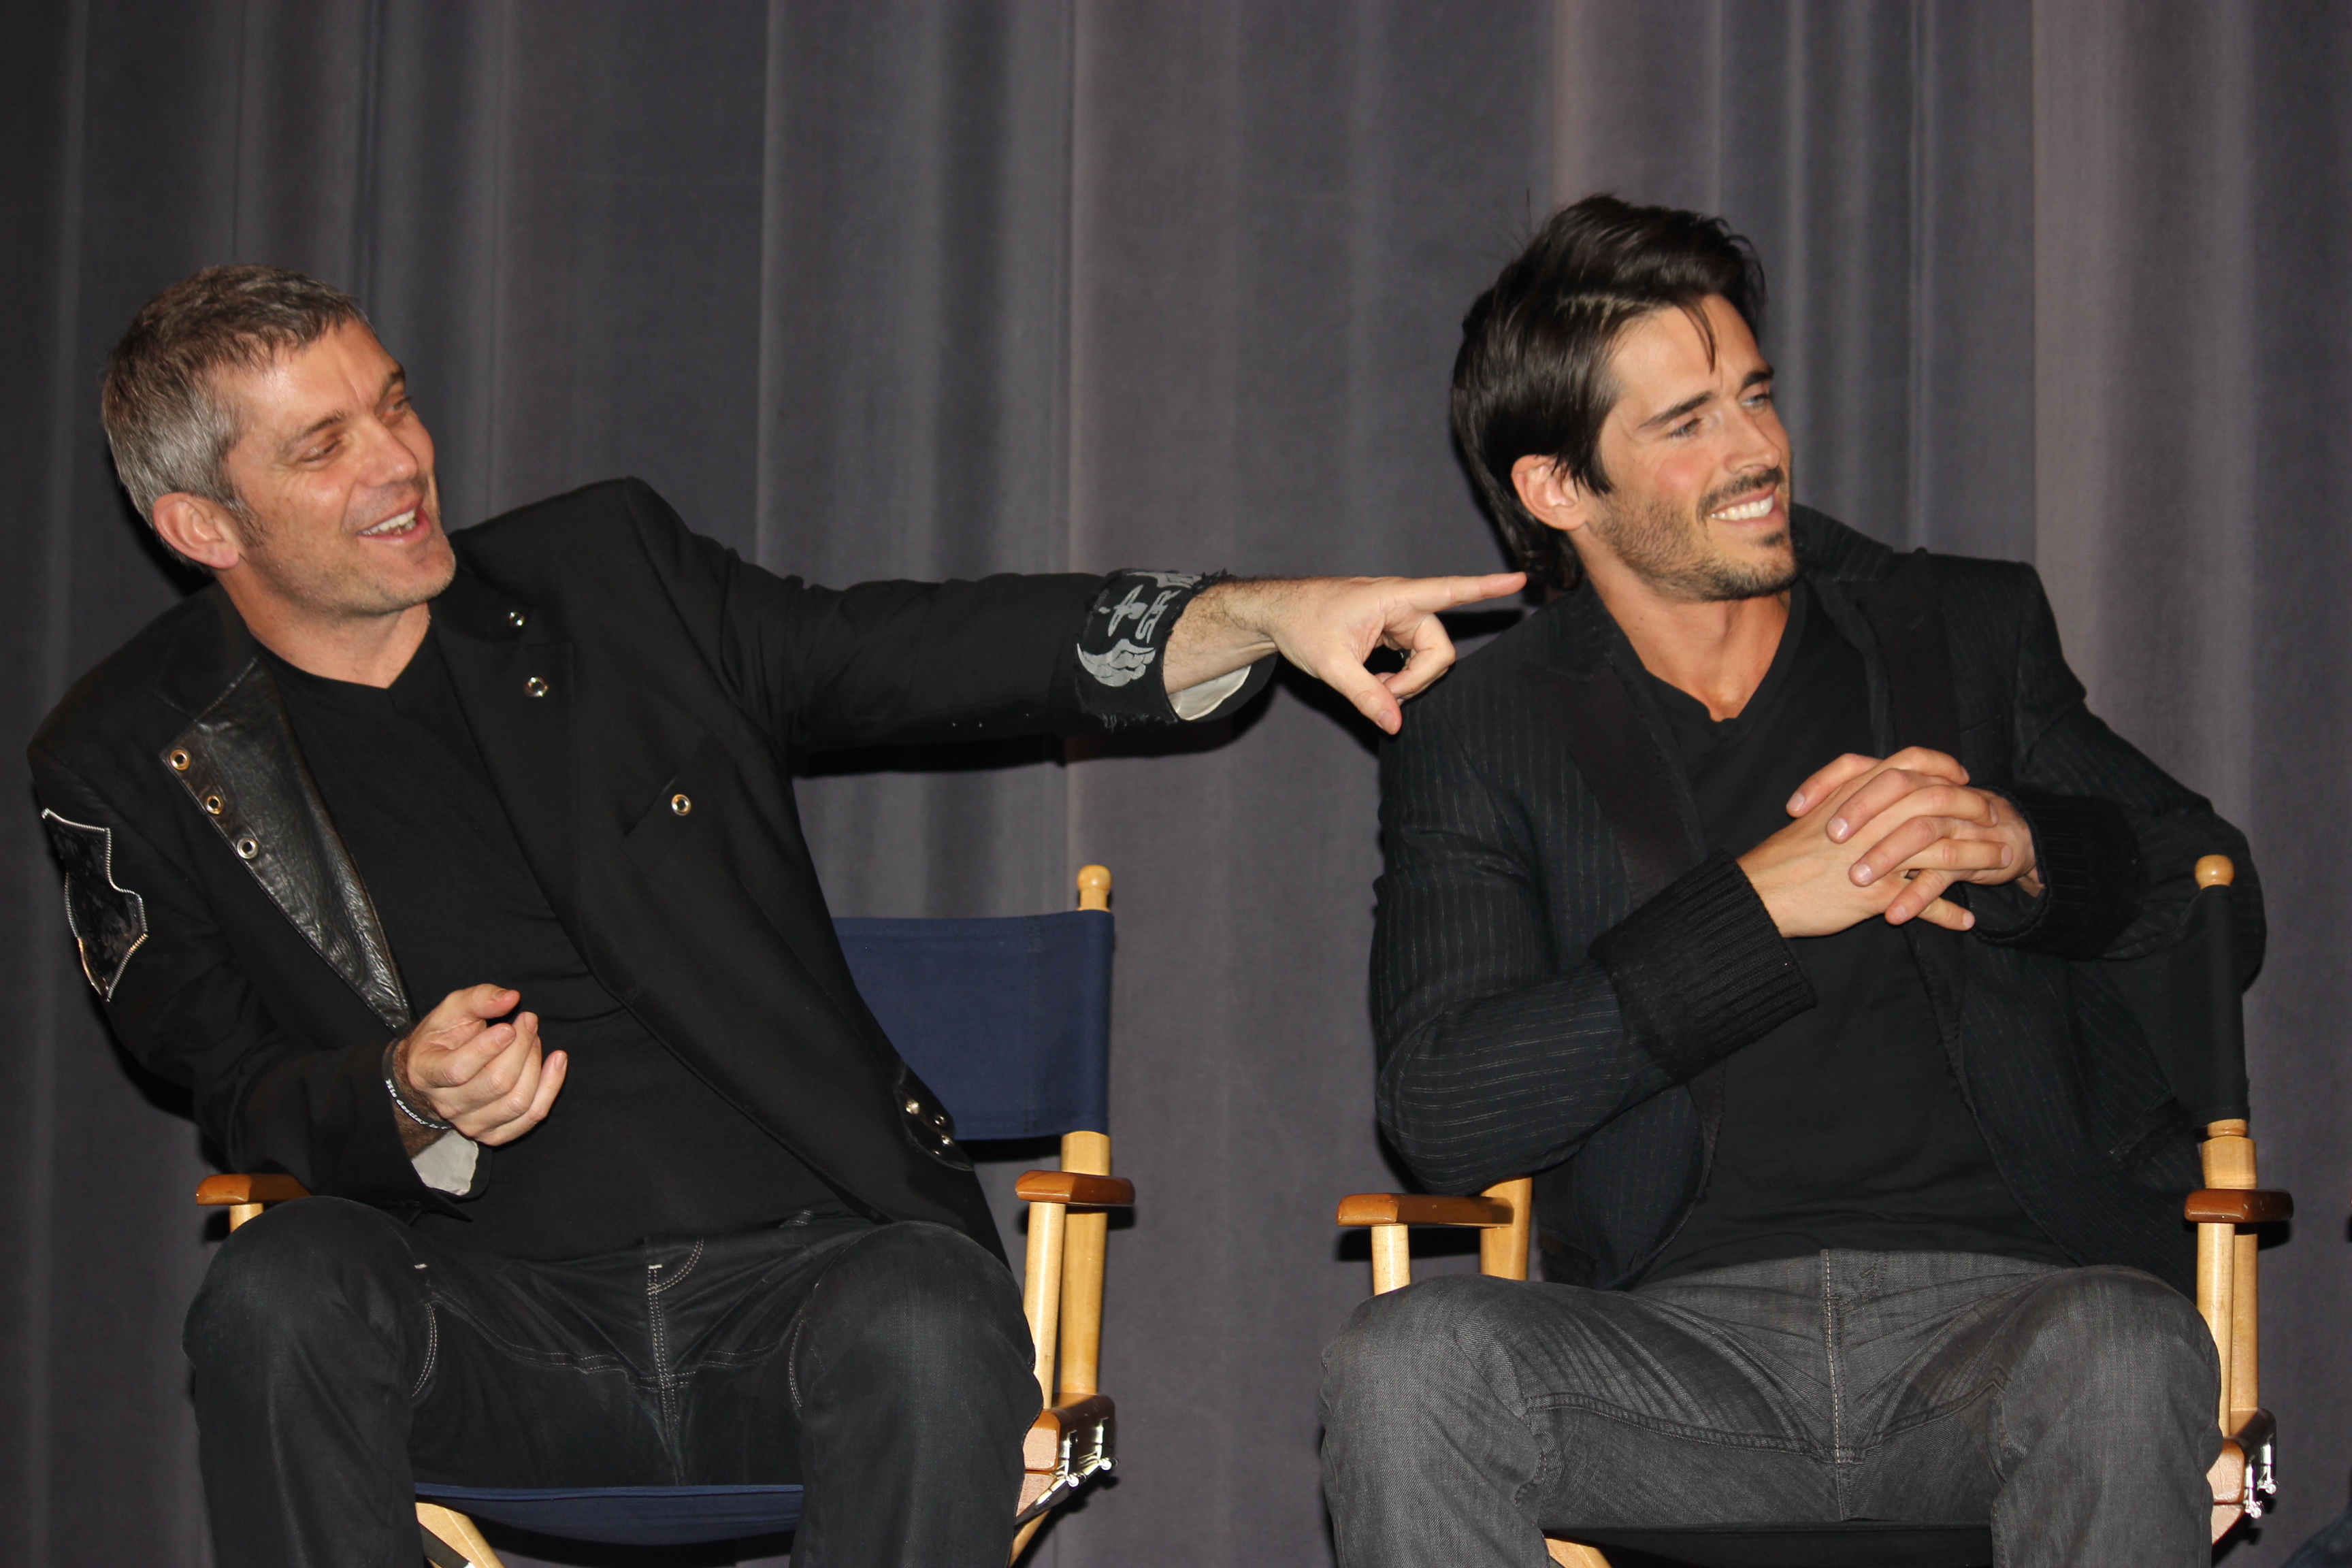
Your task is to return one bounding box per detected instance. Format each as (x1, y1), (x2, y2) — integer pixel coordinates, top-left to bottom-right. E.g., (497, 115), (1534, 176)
(199, 865), (1132, 1567)
(1336, 855), (2287, 1568)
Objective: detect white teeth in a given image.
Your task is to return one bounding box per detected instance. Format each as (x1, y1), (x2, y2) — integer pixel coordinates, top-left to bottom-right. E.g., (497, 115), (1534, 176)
(361, 509), (417, 537)
(1710, 496), (1774, 521)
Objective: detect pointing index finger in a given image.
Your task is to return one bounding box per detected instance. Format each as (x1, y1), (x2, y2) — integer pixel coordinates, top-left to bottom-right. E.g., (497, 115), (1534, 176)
(1399, 572), (1525, 612)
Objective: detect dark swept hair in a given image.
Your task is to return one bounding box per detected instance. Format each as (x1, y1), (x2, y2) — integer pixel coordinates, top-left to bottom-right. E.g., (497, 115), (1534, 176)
(1452, 195), (1765, 591)
(102, 264), (370, 523)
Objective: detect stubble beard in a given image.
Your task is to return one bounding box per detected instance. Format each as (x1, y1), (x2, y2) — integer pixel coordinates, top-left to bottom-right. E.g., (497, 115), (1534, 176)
(240, 499), (457, 622)
(1587, 470), (1798, 604)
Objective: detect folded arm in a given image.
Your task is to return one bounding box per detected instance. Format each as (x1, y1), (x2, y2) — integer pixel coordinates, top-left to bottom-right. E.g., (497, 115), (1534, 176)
(1776, 564), (2261, 968)
(1371, 708), (1812, 1194)
(1976, 571), (2261, 968)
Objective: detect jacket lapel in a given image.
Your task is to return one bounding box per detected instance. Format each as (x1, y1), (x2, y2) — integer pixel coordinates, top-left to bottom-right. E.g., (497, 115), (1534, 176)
(1520, 591), (1703, 906)
(161, 623), (411, 1032)
(427, 568), (583, 932)
(1841, 548), (1970, 1058)
(1521, 594), (1725, 1173)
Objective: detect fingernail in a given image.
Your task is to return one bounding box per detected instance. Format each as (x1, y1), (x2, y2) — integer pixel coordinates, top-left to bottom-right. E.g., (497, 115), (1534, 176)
(1852, 864), (1872, 884)
(1828, 817), (1848, 840)
(1786, 793), (1805, 813)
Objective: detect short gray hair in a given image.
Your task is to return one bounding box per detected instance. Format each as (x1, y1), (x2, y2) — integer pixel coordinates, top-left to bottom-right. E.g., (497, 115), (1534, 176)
(102, 265), (368, 522)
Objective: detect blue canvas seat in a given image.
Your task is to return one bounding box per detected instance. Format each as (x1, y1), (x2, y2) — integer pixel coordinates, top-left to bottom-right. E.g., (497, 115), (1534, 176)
(412, 1484), (803, 1548)
(205, 868), (1130, 1568)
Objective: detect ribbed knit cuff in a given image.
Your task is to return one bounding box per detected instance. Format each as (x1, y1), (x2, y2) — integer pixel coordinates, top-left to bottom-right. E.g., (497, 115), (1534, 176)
(1974, 790), (2144, 959)
(1589, 849), (1816, 1083)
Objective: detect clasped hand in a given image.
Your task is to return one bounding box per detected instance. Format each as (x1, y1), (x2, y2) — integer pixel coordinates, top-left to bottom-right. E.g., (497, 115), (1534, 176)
(1737, 747), (2040, 938)
(392, 983), (568, 1148)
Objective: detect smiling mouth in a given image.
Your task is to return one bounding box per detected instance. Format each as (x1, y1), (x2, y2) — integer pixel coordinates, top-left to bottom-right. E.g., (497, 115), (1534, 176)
(359, 508), (421, 538)
(1707, 492), (1777, 523)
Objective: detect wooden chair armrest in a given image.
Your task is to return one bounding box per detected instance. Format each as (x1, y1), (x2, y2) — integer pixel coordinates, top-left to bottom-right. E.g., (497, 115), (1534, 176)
(2185, 1188), (2292, 1224)
(1014, 1171), (1134, 1207)
(195, 1174), (311, 1207)
(1337, 1192), (1514, 1228)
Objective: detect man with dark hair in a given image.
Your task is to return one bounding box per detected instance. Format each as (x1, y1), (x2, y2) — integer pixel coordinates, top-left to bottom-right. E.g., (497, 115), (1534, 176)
(32, 263), (1520, 1568)
(1318, 196), (2255, 1567)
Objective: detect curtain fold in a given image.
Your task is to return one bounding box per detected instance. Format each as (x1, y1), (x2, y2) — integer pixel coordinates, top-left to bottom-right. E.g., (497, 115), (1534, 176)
(1, 5), (2345, 1565)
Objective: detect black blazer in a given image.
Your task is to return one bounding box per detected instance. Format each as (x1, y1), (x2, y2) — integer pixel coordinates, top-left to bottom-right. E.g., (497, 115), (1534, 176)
(29, 478), (1261, 1260)
(1371, 508), (2262, 1296)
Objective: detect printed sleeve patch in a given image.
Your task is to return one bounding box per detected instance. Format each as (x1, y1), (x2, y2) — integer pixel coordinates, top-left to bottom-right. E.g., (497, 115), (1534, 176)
(42, 810), (149, 1000)
(1075, 569), (1221, 725)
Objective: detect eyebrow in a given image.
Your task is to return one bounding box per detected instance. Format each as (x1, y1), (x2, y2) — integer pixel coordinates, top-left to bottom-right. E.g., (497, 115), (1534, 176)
(1635, 363), (1776, 434)
(274, 366), (406, 459)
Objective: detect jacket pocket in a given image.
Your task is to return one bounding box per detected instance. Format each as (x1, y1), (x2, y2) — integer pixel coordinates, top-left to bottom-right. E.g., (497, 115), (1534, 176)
(623, 732), (724, 876)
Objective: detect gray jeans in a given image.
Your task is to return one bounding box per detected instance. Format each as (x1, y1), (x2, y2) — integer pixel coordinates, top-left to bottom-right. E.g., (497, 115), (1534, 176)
(1320, 1250), (2219, 1568)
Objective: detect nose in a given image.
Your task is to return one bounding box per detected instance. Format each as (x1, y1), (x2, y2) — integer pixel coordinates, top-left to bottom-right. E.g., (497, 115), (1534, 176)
(1723, 397), (1785, 476)
(365, 418), (423, 487)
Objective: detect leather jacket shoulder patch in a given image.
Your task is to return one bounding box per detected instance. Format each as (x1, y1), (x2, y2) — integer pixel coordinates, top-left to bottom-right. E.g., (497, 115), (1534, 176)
(41, 809), (149, 1000)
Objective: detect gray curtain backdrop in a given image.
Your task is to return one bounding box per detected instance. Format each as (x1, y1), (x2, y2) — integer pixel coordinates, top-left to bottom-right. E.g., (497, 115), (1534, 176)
(3, 3), (2346, 1565)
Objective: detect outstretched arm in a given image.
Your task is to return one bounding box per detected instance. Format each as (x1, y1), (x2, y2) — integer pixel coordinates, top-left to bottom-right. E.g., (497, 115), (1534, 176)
(1162, 572), (1526, 734)
(608, 480), (1522, 747)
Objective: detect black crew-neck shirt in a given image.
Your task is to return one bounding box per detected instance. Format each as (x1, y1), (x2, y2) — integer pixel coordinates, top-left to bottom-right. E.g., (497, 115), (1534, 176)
(265, 634), (840, 1260)
(1635, 583), (2065, 1284)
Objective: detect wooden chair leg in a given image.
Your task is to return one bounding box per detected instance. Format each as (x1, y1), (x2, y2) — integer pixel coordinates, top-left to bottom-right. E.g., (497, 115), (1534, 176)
(1369, 1224), (1412, 1294)
(1056, 1132), (1111, 1402)
(1022, 1198), (1068, 1404)
(416, 1502), (505, 1568)
(1478, 1178), (1533, 1281)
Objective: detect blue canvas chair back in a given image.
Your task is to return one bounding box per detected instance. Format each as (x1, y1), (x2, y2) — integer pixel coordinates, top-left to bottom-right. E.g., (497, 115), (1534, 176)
(415, 905), (1115, 1549)
(834, 907), (1113, 1141)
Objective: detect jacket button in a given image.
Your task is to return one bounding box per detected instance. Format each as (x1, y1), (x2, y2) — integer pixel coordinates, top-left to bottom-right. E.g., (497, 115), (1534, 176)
(508, 610), (527, 629)
(167, 749), (191, 772)
(670, 793), (692, 816)
(235, 836), (260, 860)
(523, 676), (550, 698)
(204, 795), (225, 815)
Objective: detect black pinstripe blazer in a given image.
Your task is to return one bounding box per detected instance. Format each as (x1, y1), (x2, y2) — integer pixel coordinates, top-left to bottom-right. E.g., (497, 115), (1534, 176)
(1371, 507), (2261, 1296)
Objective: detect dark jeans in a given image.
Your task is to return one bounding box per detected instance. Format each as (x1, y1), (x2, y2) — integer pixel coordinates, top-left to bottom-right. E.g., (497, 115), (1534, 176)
(184, 1197), (1039, 1568)
(1321, 1250), (2221, 1568)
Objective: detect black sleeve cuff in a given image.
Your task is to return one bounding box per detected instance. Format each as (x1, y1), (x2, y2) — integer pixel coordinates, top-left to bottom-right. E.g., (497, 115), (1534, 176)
(1589, 849), (1816, 1082)
(248, 1039), (465, 1218)
(1075, 570), (1262, 727)
(1974, 790), (2144, 958)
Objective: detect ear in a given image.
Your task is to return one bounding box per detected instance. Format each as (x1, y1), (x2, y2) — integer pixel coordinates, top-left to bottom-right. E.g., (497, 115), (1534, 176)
(1510, 455), (1590, 536)
(150, 493), (249, 573)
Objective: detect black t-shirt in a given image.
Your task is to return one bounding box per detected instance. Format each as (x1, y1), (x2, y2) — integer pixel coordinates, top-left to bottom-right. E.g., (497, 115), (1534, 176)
(1634, 584), (2065, 1284)
(267, 636), (842, 1260)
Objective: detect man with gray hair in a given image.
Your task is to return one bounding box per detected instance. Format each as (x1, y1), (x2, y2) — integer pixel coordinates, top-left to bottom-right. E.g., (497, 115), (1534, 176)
(33, 263), (1520, 1568)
